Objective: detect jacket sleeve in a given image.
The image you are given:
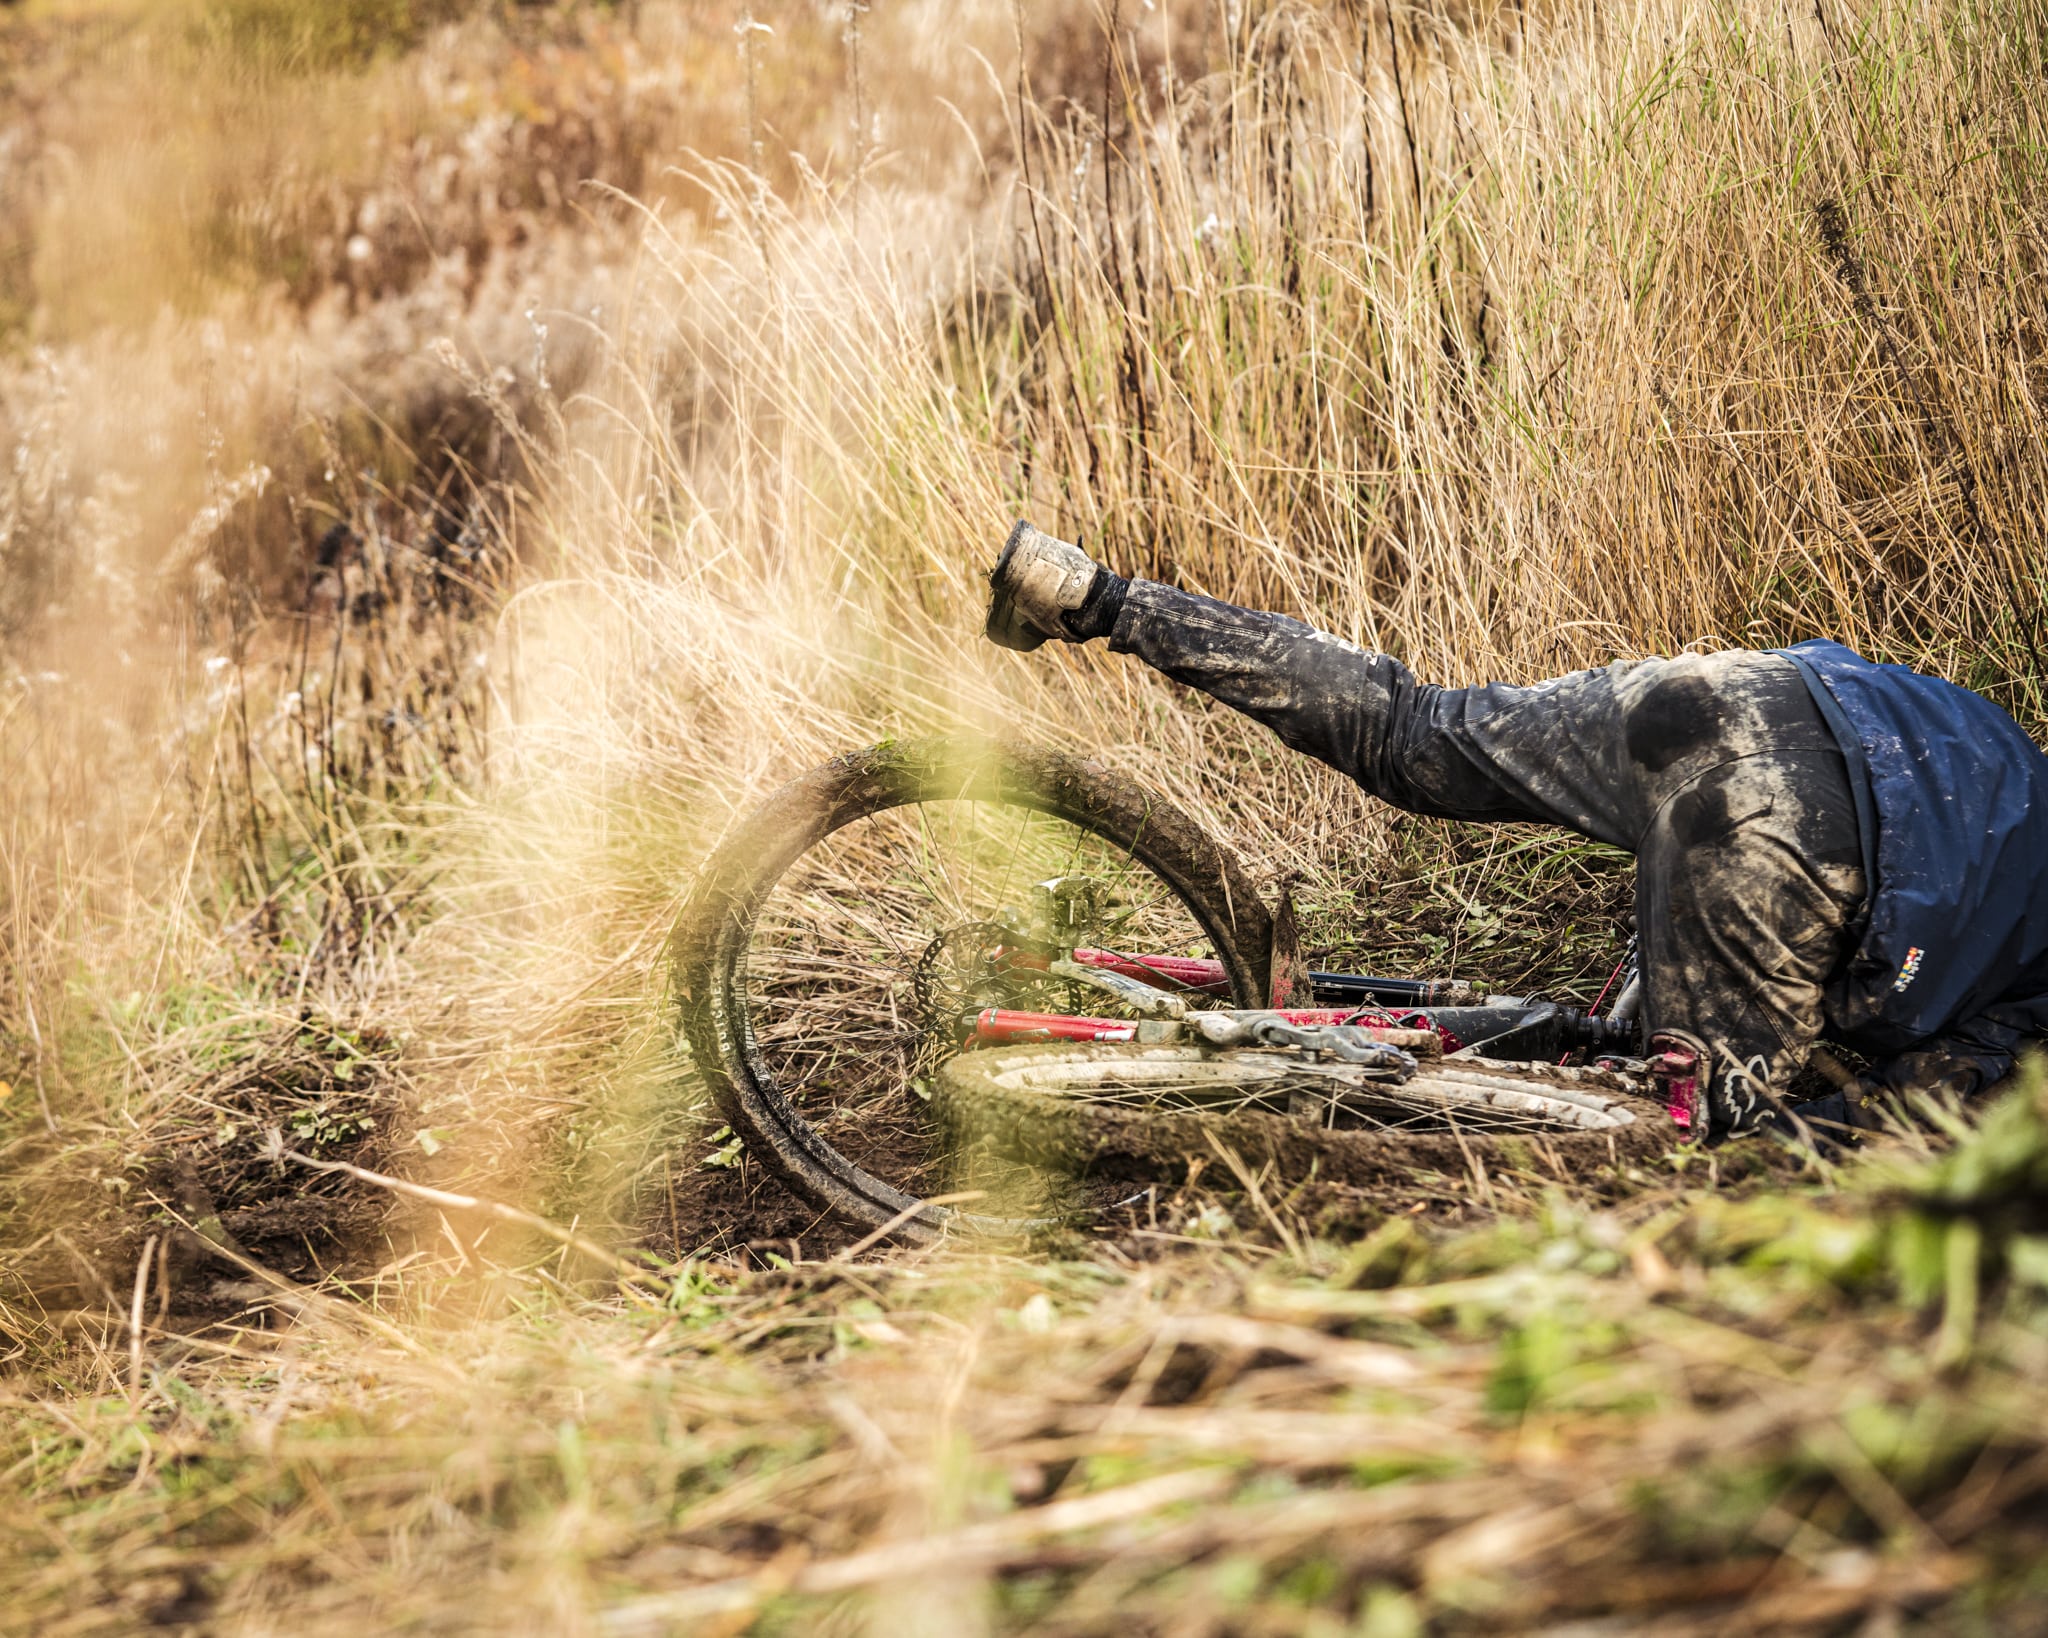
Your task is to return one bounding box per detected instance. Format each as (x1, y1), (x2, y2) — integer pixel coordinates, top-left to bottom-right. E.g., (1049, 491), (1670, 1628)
(1862, 1003), (2044, 1100)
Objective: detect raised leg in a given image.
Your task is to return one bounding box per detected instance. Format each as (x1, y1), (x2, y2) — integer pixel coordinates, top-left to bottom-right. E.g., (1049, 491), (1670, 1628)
(1108, 580), (1636, 843)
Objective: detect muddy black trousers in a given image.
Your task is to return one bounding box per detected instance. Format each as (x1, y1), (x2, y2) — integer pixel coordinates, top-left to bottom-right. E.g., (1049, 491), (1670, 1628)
(1108, 581), (1871, 1112)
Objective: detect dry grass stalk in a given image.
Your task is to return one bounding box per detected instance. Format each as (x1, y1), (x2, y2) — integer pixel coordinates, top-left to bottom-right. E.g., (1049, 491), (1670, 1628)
(0, 0), (2045, 1629)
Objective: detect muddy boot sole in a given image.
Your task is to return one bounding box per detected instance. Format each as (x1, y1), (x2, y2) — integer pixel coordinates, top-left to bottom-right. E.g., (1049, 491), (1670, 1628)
(985, 519), (1056, 652)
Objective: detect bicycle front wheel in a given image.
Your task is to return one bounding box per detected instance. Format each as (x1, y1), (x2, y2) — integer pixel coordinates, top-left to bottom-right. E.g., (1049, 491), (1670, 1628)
(671, 737), (1275, 1242)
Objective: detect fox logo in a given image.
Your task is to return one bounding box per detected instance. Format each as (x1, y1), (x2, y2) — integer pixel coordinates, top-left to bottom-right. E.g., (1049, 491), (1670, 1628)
(1892, 946), (1925, 994)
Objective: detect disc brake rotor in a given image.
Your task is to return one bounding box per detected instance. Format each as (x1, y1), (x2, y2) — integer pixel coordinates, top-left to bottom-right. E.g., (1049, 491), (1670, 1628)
(912, 921), (1045, 1042)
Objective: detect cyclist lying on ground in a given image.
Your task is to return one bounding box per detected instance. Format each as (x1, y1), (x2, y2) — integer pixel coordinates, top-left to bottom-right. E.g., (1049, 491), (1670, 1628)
(984, 521), (2048, 1138)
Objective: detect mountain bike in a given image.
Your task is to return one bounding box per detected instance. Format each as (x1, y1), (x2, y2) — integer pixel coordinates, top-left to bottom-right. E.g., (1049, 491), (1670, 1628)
(671, 737), (1681, 1243)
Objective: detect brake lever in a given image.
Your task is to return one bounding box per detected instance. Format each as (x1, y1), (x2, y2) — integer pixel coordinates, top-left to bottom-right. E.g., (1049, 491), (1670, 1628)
(1048, 957), (1190, 1019)
(1188, 1013), (1419, 1078)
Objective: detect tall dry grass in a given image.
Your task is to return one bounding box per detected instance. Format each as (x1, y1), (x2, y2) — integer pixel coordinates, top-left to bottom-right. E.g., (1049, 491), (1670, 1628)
(4, 0), (2046, 1258)
(3, 1), (2048, 1625)
(0, 0), (1224, 1272)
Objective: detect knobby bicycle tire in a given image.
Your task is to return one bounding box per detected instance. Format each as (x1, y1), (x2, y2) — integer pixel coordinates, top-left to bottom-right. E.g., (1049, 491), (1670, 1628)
(670, 737), (1276, 1242)
(933, 1043), (1683, 1194)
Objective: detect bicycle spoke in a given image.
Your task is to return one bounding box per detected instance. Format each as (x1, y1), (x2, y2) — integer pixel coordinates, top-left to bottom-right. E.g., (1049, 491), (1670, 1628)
(736, 797), (1224, 1196)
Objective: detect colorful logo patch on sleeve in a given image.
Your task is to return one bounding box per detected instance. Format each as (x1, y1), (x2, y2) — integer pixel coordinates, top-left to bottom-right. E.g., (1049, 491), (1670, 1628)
(1892, 946), (1925, 993)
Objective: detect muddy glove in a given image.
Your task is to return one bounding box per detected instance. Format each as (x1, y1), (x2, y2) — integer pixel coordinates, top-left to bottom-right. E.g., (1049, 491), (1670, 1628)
(1862, 1018), (2025, 1104)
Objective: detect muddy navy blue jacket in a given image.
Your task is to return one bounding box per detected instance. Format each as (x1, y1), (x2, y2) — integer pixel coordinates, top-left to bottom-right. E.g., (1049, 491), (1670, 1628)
(1783, 640), (2048, 1076)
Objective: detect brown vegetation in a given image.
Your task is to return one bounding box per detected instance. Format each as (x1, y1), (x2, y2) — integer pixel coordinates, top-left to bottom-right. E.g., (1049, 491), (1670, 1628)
(2, 0), (2046, 1630)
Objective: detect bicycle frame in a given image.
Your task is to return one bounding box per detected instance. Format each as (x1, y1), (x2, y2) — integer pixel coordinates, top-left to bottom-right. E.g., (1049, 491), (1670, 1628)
(969, 949), (1641, 1062)
(1056, 947), (1469, 1008)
